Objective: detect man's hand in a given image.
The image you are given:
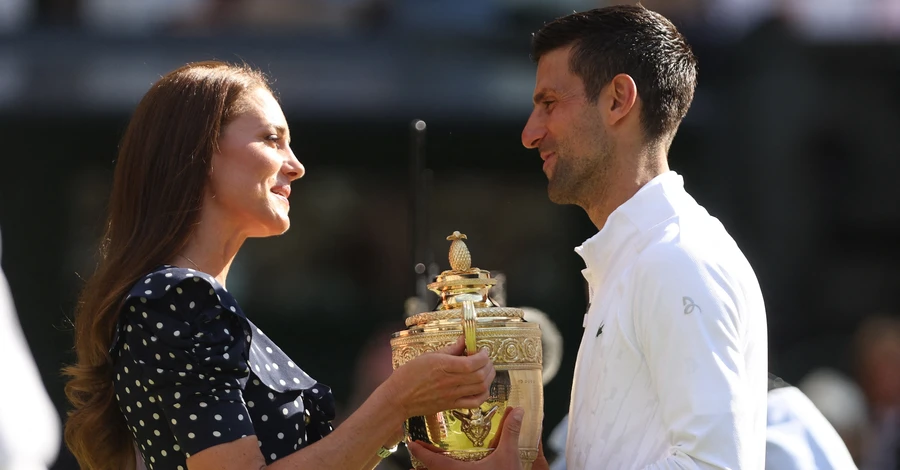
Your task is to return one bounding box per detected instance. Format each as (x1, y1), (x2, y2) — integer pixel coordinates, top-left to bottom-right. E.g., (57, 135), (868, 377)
(533, 440), (549, 470)
(407, 407), (526, 470)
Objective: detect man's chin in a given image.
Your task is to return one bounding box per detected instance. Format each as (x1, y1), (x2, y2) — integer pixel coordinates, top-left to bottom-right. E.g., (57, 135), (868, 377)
(547, 183), (575, 205)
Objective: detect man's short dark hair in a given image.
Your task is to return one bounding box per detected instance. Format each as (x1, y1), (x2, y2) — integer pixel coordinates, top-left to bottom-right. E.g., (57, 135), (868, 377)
(531, 5), (698, 144)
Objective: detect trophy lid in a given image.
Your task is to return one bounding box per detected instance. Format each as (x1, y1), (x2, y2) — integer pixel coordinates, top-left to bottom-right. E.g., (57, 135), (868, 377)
(428, 231), (497, 310)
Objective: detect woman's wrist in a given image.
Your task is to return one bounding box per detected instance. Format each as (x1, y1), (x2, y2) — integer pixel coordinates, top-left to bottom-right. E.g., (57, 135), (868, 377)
(370, 385), (405, 459)
(373, 375), (408, 419)
(382, 423), (405, 449)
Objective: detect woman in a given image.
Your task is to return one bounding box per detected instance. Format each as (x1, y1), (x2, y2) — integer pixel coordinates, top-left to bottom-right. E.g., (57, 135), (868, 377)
(63, 61), (495, 470)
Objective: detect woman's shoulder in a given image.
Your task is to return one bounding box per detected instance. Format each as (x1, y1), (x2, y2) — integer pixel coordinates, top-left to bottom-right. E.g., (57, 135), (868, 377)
(114, 265), (250, 356)
(120, 265), (245, 327)
(125, 266), (235, 306)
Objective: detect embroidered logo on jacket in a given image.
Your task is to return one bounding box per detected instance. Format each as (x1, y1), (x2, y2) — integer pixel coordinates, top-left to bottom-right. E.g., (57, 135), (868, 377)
(596, 322), (604, 337)
(682, 297), (701, 314)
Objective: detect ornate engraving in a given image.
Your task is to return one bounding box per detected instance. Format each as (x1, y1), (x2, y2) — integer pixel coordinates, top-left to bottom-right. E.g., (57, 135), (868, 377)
(391, 328), (542, 370)
(405, 307), (524, 327)
(522, 337), (540, 360)
(450, 405), (499, 446)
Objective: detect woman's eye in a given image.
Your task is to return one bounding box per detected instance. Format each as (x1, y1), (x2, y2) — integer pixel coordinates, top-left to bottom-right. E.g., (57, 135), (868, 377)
(266, 135), (279, 142)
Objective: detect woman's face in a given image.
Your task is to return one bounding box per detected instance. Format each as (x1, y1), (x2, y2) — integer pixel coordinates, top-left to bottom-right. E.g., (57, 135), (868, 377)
(206, 87), (304, 238)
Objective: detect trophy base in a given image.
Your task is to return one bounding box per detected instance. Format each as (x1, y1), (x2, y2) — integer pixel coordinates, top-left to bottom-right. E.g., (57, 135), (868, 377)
(409, 448), (538, 470)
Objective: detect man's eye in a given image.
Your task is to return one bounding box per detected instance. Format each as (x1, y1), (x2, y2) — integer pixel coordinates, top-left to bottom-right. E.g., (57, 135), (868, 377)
(542, 100), (555, 108)
(266, 135), (279, 142)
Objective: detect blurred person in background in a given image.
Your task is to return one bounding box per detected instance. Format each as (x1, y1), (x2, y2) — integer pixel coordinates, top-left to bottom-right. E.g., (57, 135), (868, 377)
(765, 373), (858, 469)
(412, 5), (767, 469)
(798, 367), (869, 464)
(0, 227), (61, 470)
(519, 307), (564, 387)
(854, 315), (900, 470)
(62, 60), (499, 470)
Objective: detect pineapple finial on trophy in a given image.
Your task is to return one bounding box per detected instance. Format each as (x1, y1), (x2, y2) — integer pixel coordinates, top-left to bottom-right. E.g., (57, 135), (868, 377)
(447, 231), (471, 272)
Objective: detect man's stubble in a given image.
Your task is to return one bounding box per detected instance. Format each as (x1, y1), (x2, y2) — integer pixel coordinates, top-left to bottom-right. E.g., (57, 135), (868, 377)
(546, 108), (613, 212)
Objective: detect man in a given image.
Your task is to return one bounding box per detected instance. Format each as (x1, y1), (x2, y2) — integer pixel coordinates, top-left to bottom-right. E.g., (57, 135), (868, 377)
(411, 5), (767, 470)
(546, 374), (859, 470)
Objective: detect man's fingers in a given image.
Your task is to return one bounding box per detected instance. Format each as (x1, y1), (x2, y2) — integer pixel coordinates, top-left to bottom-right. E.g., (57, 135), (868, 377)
(499, 407), (524, 449)
(488, 406), (515, 449)
(533, 439), (550, 470)
(410, 440), (444, 453)
(408, 441), (462, 469)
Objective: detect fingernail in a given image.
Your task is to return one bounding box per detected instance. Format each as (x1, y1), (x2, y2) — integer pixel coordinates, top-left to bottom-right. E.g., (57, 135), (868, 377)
(512, 407), (524, 423)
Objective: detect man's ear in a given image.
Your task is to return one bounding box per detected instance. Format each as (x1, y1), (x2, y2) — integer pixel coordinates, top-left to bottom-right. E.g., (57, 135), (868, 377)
(604, 73), (638, 126)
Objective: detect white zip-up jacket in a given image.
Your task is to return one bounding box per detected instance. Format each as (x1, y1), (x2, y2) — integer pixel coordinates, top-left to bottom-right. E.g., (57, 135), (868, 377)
(567, 171), (768, 469)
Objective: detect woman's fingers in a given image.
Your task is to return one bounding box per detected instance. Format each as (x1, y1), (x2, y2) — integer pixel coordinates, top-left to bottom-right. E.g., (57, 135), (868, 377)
(395, 340), (498, 417)
(450, 382), (492, 400)
(483, 364), (496, 389)
(435, 336), (466, 356)
(439, 348), (490, 375)
(453, 391), (491, 410)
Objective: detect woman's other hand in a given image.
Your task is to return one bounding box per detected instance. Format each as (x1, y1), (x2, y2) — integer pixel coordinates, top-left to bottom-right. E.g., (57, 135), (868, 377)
(406, 407), (527, 470)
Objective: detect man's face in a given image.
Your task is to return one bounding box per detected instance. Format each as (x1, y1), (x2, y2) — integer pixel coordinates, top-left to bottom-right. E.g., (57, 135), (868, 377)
(521, 46), (613, 206)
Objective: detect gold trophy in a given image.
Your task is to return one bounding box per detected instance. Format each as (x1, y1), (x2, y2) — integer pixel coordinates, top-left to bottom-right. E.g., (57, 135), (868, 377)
(391, 231), (544, 469)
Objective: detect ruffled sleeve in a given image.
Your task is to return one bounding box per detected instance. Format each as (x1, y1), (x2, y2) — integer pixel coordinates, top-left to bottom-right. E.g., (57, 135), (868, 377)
(118, 268), (255, 457)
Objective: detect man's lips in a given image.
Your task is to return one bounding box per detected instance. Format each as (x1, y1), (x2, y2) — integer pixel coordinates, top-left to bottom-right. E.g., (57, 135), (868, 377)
(541, 152), (556, 173)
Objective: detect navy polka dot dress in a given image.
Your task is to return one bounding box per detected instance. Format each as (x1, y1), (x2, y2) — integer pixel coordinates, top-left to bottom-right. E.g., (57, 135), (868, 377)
(110, 266), (335, 470)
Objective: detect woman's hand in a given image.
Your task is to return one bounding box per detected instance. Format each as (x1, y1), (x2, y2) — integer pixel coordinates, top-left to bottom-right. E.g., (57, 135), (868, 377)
(380, 336), (495, 418)
(407, 407), (528, 470)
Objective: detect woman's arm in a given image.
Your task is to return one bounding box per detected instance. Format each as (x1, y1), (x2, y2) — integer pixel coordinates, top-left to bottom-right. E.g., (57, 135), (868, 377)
(188, 383), (402, 470)
(270, 382), (405, 470)
(188, 338), (494, 470)
(360, 422), (404, 470)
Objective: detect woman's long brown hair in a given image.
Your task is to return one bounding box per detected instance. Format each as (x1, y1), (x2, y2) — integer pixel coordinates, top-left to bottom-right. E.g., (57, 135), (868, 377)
(63, 61), (269, 470)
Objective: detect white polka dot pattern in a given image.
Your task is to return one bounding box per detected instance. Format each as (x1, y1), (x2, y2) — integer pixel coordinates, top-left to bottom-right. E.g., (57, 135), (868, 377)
(113, 266), (335, 469)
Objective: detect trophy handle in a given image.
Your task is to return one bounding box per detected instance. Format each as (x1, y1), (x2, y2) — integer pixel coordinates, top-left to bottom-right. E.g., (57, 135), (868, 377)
(457, 294), (480, 355)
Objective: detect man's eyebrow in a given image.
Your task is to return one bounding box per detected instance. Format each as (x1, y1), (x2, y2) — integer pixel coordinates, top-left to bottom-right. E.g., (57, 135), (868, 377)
(533, 89), (555, 106)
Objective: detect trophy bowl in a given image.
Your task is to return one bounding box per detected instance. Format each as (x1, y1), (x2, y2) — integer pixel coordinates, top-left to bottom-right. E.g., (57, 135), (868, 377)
(391, 232), (543, 469)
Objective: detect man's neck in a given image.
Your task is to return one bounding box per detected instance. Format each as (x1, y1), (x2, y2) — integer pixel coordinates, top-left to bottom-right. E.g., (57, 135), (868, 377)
(584, 151), (669, 231)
